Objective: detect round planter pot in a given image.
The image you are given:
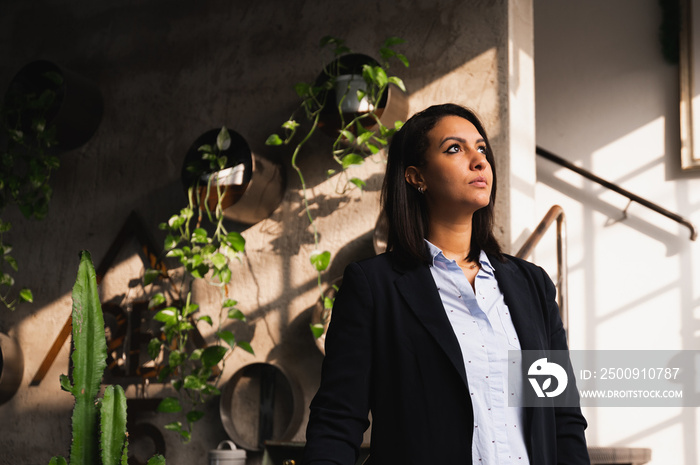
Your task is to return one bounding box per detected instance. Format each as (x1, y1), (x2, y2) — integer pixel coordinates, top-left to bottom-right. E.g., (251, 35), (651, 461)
(316, 53), (408, 139)
(4, 60), (103, 151)
(0, 332), (24, 405)
(219, 362), (302, 451)
(182, 128), (285, 225)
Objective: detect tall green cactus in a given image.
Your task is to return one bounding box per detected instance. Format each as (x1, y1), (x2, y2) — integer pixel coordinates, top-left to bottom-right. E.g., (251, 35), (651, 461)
(49, 251), (165, 465)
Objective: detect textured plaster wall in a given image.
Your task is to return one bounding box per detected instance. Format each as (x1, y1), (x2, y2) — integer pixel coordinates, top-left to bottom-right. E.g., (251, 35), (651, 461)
(0, 1), (532, 464)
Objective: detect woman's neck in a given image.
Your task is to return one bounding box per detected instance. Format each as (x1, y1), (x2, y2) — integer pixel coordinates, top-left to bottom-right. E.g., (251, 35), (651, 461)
(426, 214), (474, 263)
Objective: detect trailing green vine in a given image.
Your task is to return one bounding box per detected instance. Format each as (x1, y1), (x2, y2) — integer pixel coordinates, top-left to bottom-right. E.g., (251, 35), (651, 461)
(266, 36), (408, 336)
(0, 69), (63, 309)
(144, 127), (253, 442)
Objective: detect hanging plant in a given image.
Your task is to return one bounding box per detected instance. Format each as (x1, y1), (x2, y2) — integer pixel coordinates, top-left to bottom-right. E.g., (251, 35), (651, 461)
(266, 36), (409, 337)
(144, 127), (253, 442)
(0, 60), (103, 309)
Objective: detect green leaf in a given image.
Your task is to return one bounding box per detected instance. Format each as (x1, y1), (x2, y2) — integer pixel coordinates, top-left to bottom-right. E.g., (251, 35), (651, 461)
(211, 253), (227, 270)
(164, 234), (178, 250)
(157, 397), (182, 413)
(168, 350), (184, 368)
(49, 457), (68, 465)
(59, 374), (72, 393)
(349, 177), (366, 191)
(100, 385), (128, 465)
(4, 255), (18, 271)
(339, 129), (356, 144)
(182, 302), (199, 317)
(202, 345), (228, 367)
(186, 410), (205, 424)
(383, 36), (405, 47)
(187, 348), (202, 361)
(294, 81), (309, 97)
(356, 131), (373, 146)
(222, 299), (238, 308)
(192, 228), (208, 244)
(366, 143), (380, 154)
(323, 296), (334, 309)
(147, 338), (162, 360)
(217, 330), (236, 349)
(326, 169), (336, 177)
(143, 269), (161, 286)
(265, 134), (283, 146)
(148, 293), (166, 309)
(228, 308), (246, 321)
(218, 266), (232, 284)
(183, 374), (206, 390)
(310, 323), (325, 339)
(216, 127), (231, 151)
(310, 250), (331, 272)
(198, 315), (213, 325)
(19, 288), (33, 303)
(396, 53), (410, 67)
(237, 341), (255, 355)
(341, 154), (363, 170)
(373, 67), (388, 88)
(226, 231), (245, 252)
(154, 308), (177, 325)
(146, 455), (166, 465)
(164, 421), (182, 431)
(282, 120), (300, 131)
(388, 76), (406, 92)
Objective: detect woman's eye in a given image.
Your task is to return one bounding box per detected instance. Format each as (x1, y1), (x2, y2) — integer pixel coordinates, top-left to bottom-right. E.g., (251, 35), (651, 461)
(446, 144), (461, 153)
(477, 145), (487, 154)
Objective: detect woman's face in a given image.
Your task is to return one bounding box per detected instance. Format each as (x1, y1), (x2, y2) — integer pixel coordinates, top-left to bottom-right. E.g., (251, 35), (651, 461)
(406, 115), (493, 215)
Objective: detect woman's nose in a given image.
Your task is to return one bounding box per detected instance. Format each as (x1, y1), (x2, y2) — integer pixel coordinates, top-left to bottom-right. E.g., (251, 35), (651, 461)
(470, 155), (487, 171)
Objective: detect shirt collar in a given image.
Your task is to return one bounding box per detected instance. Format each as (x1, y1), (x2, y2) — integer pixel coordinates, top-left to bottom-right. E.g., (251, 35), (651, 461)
(424, 239), (494, 275)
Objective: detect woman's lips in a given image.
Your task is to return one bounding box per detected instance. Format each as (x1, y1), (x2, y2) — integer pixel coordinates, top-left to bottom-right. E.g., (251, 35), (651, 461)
(470, 176), (488, 187)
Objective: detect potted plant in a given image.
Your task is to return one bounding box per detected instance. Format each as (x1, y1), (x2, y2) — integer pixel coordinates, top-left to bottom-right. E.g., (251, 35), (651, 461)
(266, 36), (409, 336)
(0, 60), (103, 309)
(143, 127), (254, 442)
(181, 127), (285, 226)
(49, 250), (164, 465)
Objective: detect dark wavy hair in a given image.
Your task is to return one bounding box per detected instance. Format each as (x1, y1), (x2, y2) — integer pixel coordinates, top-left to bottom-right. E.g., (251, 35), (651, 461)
(380, 103), (502, 264)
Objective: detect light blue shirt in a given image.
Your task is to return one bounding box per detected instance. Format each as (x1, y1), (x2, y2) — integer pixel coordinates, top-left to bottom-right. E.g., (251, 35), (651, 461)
(425, 240), (529, 464)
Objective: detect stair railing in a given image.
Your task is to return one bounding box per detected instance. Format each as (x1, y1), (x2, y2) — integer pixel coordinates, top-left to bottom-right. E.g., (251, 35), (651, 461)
(516, 205), (569, 333)
(536, 146), (697, 241)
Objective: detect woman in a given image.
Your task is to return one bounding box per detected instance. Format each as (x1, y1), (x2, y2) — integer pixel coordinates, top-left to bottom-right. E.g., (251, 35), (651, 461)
(302, 104), (589, 465)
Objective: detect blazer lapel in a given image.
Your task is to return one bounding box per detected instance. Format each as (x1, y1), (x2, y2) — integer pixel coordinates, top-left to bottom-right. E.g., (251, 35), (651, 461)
(392, 257), (469, 388)
(490, 255), (544, 351)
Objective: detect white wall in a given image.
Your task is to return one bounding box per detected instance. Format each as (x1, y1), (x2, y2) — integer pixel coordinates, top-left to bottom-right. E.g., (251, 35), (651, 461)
(535, 1), (700, 464)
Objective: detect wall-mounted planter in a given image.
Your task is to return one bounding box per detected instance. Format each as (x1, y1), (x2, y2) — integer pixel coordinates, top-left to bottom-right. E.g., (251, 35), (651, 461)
(219, 362), (302, 451)
(181, 128), (285, 225)
(315, 53), (408, 139)
(4, 60), (103, 151)
(0, 332), (24, 405)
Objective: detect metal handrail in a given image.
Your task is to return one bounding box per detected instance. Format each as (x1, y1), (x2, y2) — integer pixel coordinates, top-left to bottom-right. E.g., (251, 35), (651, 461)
(536, 146), (698, 241)
(516, 205), (568, 334)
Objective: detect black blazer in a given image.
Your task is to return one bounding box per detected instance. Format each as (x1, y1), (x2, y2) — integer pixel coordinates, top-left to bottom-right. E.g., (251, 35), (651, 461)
(303, 251), (589, 465)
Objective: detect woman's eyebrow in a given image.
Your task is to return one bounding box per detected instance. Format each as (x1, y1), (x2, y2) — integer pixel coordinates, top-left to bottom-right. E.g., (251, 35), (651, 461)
(439, 136), (485, 147)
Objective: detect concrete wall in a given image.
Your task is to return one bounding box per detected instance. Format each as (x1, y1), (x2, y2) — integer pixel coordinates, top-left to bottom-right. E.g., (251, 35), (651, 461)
(535, 1), (700, 463)
(0, 1), (533, 464)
